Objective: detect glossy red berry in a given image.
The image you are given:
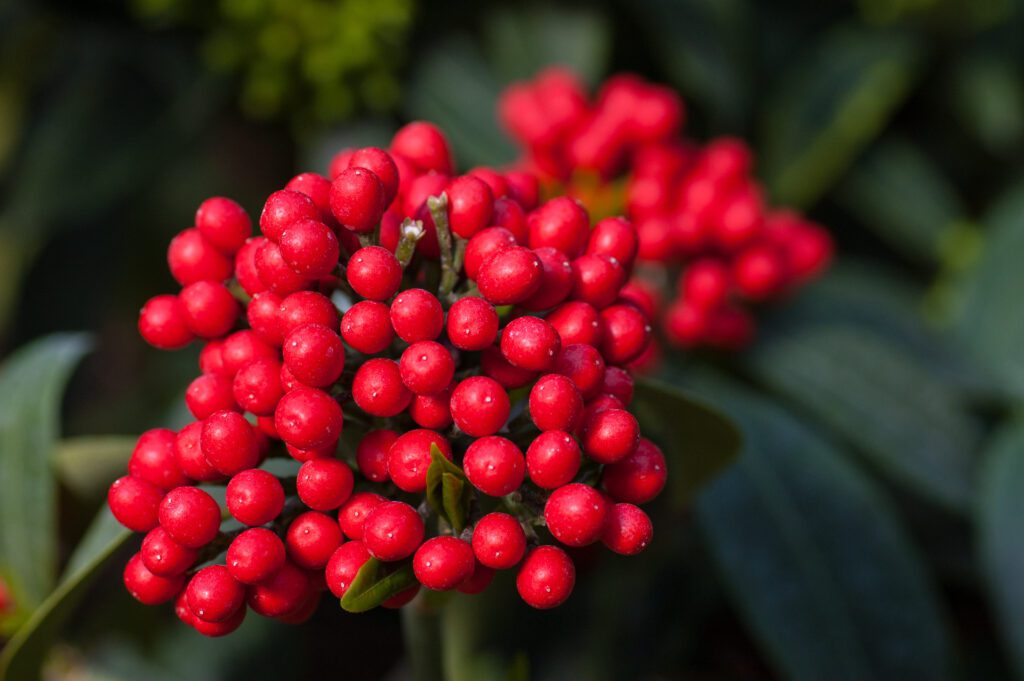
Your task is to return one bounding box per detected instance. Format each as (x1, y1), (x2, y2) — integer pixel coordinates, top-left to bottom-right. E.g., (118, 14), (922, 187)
(481, 346), (537, 388)
(501, 316), (561, 372)
(544, 483), (609, 547)
(602, 438), (667, 504)
(516, 546), (575, 609)
(159, 486), (221, 549)
(274, 387), (344, 450)
(463, 436), (526, 497)
(571, 254), (626, 309)
(681, 259), (730, 309)
(201, 410), (259, 475)
(338, 492), (386, 540)
(221, 330), (277, 375)
(286, 511), (343, 569)
(179, 281), (239, 339)
(233, 357), (284, 415)
(355, 429), (398, 482)
(235, 238), (268, 296)
(528, 197), (590, 258)
(325, 541), (372, 598)
(247, 561), (311, 618)
(185, 375), (237, 422)
(255, 240), (310, 296)
(601, 503), (653, 555)
(279, 291), (339, 337)
(283, 324), (345, 388)
(446, 297), (499, 351)
(409, 388), (454, 429)
(341, 300), (394, 354)
(554, 343), (606, 400)
(414, 537), (475, 590)
(733, 244), (785, 300)
(464, 227), (517, 280)
(168, 228), (232, 286)
(390, 289), (444, 343)
(399, 341), (455, 395)
(139, 295), (194, 350)
(529, 374), (584, 432)
(391, 121), (453, 175)
(581, 408), (640, 464)
(141, 526), (197, 577)
(330, 167), (386, 233)
(246, 291), (284, 345)
(362, 501), (425, 561)
(587, 216), (638, 269)
(260, 189), (319, 242)
(447, 175), (494, 239)
(347, 246), (402, 301)
(457, 563), (495, 595)
(129, 428), (190, 490)
(174, 421), (221, 482)
(196, 197), (252, 255)
(388, 429), (452, 493)
(471, 512), (526, 569)
(187, 565), (244, 622)
(226, 527), (286, 584)
(285, 172), (334, 223)
(226, 468), (284, 526)
(505, 171), (540, 210)
(491, 197), (528, 242)
(520, 247), (574, 311)
(601, 366), (634, 405)
(450, 376), (510, 437)
(279, 218), (340, 278)
(348, 147), (400, 205)
(352, 358), (412, 417)
(297, 458), (354, 511)
(546, 301), (603, 347)
(599, 304), (651, 366)
(477, 247), (543, 305)
(526, 431), (581, 489)
(124, 553), (185, 605)
(108, 476), (164, 532)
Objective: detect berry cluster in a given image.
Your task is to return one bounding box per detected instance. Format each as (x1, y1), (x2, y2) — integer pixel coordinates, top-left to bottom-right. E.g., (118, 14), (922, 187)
(499, 68), (832, 356)
(115, 121), (667, 636)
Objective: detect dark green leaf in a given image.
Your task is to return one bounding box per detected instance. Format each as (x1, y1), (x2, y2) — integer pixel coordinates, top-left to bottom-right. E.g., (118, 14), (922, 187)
(761, 27), (923, 207)
(0, 507), (131, 680)
(748, 324), (979, 511)
(405, 37), (517, 169)
(484, 5), (610, 86)
(696, 381), (952, 681)
(340, 558), (417, 613)
(54, 435), (135, 499)
(979, 421), (1024, 679)
(948, 53), (1024, 156)
(631, 377), (742, 503)
(504, 652), (530, 681)
(0, 333), (91, 613)
(441, 472), (469, 534)
(834, 137), (964, 262)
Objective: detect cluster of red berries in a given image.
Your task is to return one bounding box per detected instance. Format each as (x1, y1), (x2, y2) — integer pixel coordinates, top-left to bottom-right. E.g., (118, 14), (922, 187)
(499, 68), (832, 357)
(114, 121), (667, 636)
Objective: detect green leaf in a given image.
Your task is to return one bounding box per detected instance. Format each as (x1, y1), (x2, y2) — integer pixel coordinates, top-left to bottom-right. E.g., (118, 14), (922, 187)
(631, 377), (742, 503)
(0, 507), (131, 680)
(761, 26), (923, 207)
(0, 333), (91, 613)
(425, 444), (471, 533)
(747, 324), (979, 511)
(953, 180), (1024, 398)
(340, 558), (417, 613)
(503, 652), (530, 681)
(54, 435), (135, 499)
(948, 53), (1024, 156)
(696, 381), (952, 681)
(979, 420), (1024, 678)
(441, 473), (468, 534)
(484, 5), (611, 87)
(405, 36), (518, 169)
(834, 137), (964, 262)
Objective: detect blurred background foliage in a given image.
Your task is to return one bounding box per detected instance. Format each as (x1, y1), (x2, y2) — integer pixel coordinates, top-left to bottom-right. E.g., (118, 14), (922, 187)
(3, 0), (1024, 679)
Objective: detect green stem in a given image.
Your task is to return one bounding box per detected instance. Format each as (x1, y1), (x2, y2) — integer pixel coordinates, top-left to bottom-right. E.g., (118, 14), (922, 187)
(402, 601), (445, 681)
(427, 193), (459, 301)
(396, 218), (426, 269)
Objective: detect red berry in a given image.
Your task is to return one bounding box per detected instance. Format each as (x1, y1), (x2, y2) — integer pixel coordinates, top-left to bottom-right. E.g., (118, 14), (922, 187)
(477, 247), (543, 305)
(329, 148), (354, 179)
(224, 529), (283, 588)
(221, 330), (277, 375)
(403, 172), (450, 217)
(527, 197), (590, 258)
(174, 421), (221, 482)
(247, 291), (284, 346)
(463, 436), (526, 497)
(347, 246), (402, 301)
(601, 366), (634, 405)
(255, 240), (310, 296)
(338, 492), (386, 540)
(326, 541), (372, 598)
(280, 291), (340, 337)
(457, 563), (495, 595)
(247, 561), (311, 618)
(446, 296), (499, 351)
(391, 121), (454, 175)
(179, 281), (239, 339)
(260, 189), (319, 242)
(286, 511), (343, 569)
(601, 503), (653, 555)
(599, 304), (652, 365)
(554, 343), (606, 400)
(124, 553), (184, 605)
(196, 196), (252, 255)
(464, 227), (517, 280)
(159, 486), (221, 548)
(185, 373), (237, 420)
(414, 537), (475, 590)
(226, 468), (284, 526)
(355, 429), (398, 483)
(283, 324), (345, 388)
(349, 147), (400, 205)
(341, 300), (395, 354)
(528, 374), (583, 432)
(388, 429), (452, 493)
(233, 357), (284, 415)
(390, 289), (444, 343)
(664, 299), (707, 347)
(681, 259), (730, 309)
(141, 526), (197, 577)
(139, 295), (194, 350)
(471, 512), (526, 569)
(733, 244), (785, 300)
(330, 167), (386, 233)
(450, 376), (510, 437)
(571, 254), (626, 309)
(199, 340), (229, 376)
(520, 247), (574, 311)
(108, 476), (164, 532)
(201, 410), (259, 476)
(480, 345), (537, 388)
(409, 387), (454, 430)
(286, 172), (334, 223)
(129, 428), (189, 490)
(168, 228), (232, 286)
(235, 238), (268, 296)
(546, 301), (603, 347)
(491, 197), (528, 242)
(297, 458), (354, 511)
(352, 358), (412, 417)
(501, 316), (561, 372)
(602, 438), (667, 504)
(544, 482), (609, 547)
(447, 175), (494, 239)
(581, 408), (640, 464)
(516, 546), (575, 609)
(504, 171), (540, 211)
(279, 218), (340, 278)
(526, 431), (581, 489)
(400, 341), (455, 395)
(467, 167), (508, 198)
(362, 501), (425, 561)
(704, 304), (754, 350)
(274, 387), (344, 450)
(187, 565), (244, 623)
(587, 217), (638, 269)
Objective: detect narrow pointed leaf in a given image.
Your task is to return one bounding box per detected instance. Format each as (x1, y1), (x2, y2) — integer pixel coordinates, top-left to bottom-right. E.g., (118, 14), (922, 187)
(54, 435), (135, 499)
(441, 472), (469, 534)
(340, 558), (417, 613)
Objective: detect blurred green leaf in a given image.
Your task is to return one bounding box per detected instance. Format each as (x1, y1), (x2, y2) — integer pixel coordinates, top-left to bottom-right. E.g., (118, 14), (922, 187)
(340, 558), (417, 614)
(953, 180), (1024, 398)
(834, 137), (964, 261)
(484, 5), (611, 87)
(632, 378), (742, 503)
(948, 53), (1024, 155)
(406, 36), (517, 169)
(629, 0), (750, 130)
(696, 382), (952, 681)
(54, 435), (135, 500)
(0, 507), (131, 681)
(761, 27), (923, 207)
(748, 324), (979, 511)
(426, 444), (471, 533)
(978, 420), (1024, 679)
(503, 652), (529, 681)
(0, 333), (91, 614)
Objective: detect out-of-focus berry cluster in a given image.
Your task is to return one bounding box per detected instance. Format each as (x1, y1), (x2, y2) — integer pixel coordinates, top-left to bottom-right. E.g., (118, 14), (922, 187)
(111, 121), (668, 636)
(499, 68), (833, 359)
